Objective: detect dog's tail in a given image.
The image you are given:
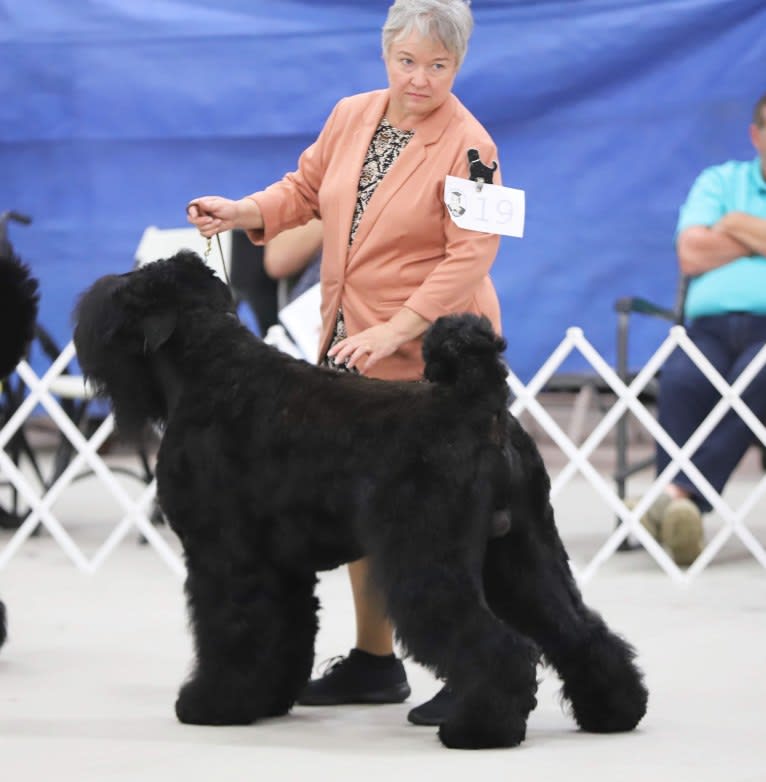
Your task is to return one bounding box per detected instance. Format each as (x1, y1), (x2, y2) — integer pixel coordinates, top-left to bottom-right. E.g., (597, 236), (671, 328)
(422, 314), (508, 403)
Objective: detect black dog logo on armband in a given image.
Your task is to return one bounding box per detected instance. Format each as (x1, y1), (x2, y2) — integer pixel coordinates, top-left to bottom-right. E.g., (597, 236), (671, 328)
(467, 148), (498, 187)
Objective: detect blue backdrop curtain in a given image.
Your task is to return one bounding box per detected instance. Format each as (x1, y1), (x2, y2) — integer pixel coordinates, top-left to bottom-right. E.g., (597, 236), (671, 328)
(2, 0), (765, 379)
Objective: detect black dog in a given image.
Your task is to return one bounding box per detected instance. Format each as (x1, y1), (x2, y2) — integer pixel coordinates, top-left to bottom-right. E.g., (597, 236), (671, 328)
(73, 252), (647, 749)
(0, 241), (40, 651)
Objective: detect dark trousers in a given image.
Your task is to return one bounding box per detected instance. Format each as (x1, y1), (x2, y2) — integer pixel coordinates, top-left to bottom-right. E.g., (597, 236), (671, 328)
(656, 313), (766, 512)
(228, 230), (277, 336)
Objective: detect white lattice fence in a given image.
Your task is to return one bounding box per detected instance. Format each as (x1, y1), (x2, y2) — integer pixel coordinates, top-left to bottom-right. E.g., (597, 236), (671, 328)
(509, 325), (766, 584)
(0, 341), (184, 578)
(1, 328), (765, 583)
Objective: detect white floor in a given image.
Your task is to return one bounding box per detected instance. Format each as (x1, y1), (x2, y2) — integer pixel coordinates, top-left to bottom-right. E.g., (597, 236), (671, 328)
(1, 466), (765, 781)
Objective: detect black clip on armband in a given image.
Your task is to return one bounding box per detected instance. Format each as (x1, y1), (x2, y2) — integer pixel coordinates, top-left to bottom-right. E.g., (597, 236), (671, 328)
(466, 148), (498, 192)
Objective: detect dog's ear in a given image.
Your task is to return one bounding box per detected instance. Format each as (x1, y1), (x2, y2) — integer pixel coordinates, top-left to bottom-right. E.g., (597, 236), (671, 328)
(141, 311), (177, 352)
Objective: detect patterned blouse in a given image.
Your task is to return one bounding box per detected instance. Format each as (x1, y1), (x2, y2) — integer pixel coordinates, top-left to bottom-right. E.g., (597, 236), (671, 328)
(324, 117), (415, 372)
(348, 118), (414, 246)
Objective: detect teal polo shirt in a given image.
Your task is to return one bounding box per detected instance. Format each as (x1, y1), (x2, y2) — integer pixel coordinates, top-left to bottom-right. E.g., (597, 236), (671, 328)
(676, 157), (766, 319)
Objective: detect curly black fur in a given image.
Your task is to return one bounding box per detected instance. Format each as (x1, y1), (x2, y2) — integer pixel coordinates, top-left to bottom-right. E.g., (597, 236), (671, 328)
(73, 251), (647, 749)
(0, 248), (39, 380)
(0, 246), (39, 652)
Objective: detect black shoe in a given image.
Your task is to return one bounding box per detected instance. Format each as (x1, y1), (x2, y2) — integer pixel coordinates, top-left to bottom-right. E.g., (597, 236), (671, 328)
(297, 648), (411, 706)
(407, 685), (454, 726)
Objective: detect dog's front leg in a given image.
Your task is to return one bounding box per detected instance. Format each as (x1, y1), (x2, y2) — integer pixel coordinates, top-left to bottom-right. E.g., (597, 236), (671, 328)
(176, 546), (318, 725)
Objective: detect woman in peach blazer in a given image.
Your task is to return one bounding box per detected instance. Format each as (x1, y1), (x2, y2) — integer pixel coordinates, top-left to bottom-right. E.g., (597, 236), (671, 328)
(241, 86), (501, 381)
(187, 0), (503, 725)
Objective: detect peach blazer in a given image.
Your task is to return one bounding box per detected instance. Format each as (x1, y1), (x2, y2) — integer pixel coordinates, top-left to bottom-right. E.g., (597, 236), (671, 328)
(247, 89), (502, 380)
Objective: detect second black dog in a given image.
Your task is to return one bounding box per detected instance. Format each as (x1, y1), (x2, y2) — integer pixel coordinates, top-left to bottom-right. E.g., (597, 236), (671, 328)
(73, 252), (647, 749)
(0, 233), (40, 650)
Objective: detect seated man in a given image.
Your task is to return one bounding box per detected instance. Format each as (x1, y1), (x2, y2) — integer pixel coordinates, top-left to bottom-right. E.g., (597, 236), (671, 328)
(643, 92), (766, 566)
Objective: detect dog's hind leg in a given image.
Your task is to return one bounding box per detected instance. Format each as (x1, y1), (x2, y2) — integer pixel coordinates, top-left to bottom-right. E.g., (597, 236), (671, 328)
(483, 421), (648, 734)
(379, 548), (540, 750)
(176, 547), (318, 725)
(484, 529), (648, 734)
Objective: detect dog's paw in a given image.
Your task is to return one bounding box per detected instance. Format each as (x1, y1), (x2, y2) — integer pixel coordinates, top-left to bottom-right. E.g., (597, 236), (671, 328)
(561, 629), (648, 733)
(436, 690), (534, 750)
(175, 677), (255, 726)
(438, 714), (527, 750)
(567, 674), (648, 733)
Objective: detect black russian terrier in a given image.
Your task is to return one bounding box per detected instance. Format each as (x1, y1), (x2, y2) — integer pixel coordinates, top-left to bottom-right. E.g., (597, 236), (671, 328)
(0, 234), (40, 651)
(73, 251), (647, 749)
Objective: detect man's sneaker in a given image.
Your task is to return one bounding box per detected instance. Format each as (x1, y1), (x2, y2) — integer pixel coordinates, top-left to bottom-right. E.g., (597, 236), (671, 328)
(635, 493), (673, 540)
(661, 498), (703, 566)
(407, 685), (453, 726)
(297, 648), (411, 706)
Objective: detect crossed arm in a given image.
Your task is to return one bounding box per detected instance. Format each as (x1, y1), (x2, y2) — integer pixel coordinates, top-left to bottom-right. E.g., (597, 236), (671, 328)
(678, 212), (766, 276)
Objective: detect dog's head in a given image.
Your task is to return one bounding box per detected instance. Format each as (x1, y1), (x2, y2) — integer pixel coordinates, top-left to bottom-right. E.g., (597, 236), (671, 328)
(0, 249), (39, 379)
(73, 250), (235, 438)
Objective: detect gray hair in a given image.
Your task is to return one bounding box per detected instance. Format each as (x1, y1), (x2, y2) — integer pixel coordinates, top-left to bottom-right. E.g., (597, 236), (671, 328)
(382, 0), (474, 69)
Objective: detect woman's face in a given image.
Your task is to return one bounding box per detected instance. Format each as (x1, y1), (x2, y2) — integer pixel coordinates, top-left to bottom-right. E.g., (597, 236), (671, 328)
(384, 31), (459, 126)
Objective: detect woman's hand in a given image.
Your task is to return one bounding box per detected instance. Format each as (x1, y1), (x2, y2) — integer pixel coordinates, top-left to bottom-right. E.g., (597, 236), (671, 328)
(186, 196), (263, 237)
(327, 307), (430, 374)
(327, 323), (402, 374)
